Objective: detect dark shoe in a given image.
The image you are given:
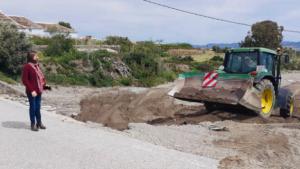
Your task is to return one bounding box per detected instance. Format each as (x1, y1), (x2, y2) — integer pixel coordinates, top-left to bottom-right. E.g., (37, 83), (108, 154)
(31, 124), (39, 131)
(37, 123), (46, 129)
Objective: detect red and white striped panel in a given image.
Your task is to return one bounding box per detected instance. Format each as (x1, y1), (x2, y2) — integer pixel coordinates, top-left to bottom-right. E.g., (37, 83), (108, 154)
(202, 72), (218, 88)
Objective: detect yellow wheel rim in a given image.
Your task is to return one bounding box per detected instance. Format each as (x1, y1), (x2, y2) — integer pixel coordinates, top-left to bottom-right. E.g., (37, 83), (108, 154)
(261, 88), (273, 114)
(290, 99), (294, 115)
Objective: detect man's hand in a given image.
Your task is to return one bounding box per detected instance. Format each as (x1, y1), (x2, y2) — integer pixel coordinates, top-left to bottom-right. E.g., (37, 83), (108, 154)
(31, 91), (37, 97)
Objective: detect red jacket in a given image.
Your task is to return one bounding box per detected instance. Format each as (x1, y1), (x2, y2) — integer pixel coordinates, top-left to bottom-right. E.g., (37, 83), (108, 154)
(22, 63), (46, 94)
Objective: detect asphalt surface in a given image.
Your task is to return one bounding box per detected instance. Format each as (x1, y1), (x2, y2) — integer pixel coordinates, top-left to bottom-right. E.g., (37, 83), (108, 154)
(0, 97), (218, 169)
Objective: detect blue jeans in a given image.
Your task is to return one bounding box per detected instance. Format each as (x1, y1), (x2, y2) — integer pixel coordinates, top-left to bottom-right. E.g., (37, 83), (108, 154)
(27, 93), (42, 125)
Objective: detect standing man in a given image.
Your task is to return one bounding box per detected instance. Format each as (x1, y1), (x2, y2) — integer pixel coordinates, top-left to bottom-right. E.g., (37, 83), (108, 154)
(22, 51), (50, 131)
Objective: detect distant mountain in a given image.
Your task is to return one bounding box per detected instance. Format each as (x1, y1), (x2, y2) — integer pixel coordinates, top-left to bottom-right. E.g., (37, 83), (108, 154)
(282, 41), (300, 51)
(194, 43), (239, 49)
(194, 41), (300, 51)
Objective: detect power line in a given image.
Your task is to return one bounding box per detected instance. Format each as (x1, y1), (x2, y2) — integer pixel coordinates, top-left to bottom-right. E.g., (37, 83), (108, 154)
(143, 0), (300, 34)
(284, 29), (300, 34)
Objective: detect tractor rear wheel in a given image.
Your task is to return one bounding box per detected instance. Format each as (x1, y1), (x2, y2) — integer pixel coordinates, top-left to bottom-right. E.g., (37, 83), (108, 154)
(256, 79), (275, 118)
(280, 95), (294, 118)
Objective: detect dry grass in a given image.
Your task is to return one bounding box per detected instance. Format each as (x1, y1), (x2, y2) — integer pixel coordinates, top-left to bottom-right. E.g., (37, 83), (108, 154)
(192, 50), (224, 62)
(167, 49), (224, 62)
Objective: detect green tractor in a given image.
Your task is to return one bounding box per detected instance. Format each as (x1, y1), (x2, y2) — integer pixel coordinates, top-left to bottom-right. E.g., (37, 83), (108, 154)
(169, 47), (295, 118)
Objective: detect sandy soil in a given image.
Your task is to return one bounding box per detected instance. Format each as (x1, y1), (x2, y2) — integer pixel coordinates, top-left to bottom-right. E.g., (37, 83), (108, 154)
(76, 80), (300, 131)
(122, 122), (300, 169)
(76, 85), (202, 130)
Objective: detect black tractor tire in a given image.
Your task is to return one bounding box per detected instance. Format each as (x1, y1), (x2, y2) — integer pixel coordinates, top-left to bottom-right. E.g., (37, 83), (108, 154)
(280, 95), (294, 118)
(256, 79), (275, 118)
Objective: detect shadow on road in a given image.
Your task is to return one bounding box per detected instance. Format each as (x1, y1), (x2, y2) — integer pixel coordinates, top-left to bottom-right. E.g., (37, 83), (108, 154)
(1, 121), (30, 130)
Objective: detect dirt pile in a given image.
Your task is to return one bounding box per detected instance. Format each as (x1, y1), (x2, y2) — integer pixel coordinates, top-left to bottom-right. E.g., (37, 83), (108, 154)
(76, 82), (300, 130)
(76, 86), (201, 130)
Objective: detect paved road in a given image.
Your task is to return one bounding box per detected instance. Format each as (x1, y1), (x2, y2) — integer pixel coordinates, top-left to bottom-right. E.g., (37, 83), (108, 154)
(0, 97), (218, 169)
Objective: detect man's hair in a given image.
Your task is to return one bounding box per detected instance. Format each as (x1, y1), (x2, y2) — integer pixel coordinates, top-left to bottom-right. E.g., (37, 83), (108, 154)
(27, 50), (37, 63)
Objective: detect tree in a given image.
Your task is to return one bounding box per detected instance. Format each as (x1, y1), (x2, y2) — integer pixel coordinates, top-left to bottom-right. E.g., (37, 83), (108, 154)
(44, 34), (74, 56)
(212, 45), (221, 53)
(58, 21), (72, 29)
(0, 23), (31, 75)
(240, 20), (283, 49)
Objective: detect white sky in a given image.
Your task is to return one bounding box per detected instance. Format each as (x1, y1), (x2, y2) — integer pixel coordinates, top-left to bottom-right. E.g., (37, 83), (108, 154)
(1, 0), (300, 44)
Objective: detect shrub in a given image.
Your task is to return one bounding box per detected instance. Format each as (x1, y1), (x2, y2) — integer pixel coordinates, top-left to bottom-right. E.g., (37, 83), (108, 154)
(0, 23), (31, 75)
(210, 55), (224, 62)
(30, 36), (51, 45)
(44, 34), (75, 56)
(118, 77), (133, 86)
(89, 70), (114, 87)
(0, 71), (16, 84)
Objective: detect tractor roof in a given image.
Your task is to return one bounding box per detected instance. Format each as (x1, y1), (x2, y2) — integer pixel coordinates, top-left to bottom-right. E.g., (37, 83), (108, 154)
(230, 47), (277, 55)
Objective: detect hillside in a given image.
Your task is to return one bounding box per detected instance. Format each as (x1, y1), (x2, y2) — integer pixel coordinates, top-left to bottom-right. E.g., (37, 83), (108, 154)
(195, 41), (300, 51)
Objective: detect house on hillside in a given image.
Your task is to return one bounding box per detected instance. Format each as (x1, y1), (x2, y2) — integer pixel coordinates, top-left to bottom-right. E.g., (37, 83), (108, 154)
(0, 11), (78, 38)
(9, 16), (46, 37)
(37, 22), (78, 38)
(0, 11), (26, 29)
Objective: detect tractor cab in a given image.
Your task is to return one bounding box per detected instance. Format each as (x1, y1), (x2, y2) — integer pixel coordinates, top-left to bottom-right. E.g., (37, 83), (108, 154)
(223, 48), (277, 76)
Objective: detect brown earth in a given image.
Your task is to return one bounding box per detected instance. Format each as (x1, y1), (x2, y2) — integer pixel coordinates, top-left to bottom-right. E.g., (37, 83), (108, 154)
(76, 82), (300, 131)
(76, 86), (202, 130)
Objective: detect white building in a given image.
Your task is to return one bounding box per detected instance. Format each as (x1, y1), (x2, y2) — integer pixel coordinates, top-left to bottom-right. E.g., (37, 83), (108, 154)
(0, 11), (26, 30)
(37, 22), (78, 38)
(9, 16), (46, 37)
(0, 11), (78, 38)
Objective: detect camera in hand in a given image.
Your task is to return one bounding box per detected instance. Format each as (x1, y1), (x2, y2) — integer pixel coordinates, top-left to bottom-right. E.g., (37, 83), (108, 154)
(44, 85), (52, 91)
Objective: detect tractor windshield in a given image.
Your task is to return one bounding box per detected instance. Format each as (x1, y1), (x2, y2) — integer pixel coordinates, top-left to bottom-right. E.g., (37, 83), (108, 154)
(224, 52), (258, 73)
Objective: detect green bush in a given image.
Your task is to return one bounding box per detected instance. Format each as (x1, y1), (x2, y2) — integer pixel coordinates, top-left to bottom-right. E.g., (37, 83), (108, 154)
(118, 77), (133, 86)
(44, 34), (75, 56)
(210, 55), (224, 62)
(123, 41), (162, 78)
(30, 36), (51, 45)
(0, 71), (16, 84)
(0, 23), (31, 75)
(89, 70), (114, 87)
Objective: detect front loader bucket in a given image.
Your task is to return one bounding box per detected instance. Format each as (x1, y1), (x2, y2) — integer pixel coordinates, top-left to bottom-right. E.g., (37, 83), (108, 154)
(169, 72), (262, 112)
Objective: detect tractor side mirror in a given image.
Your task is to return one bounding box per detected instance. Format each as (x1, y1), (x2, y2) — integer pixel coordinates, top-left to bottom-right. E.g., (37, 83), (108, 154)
(284, 54), (290, 64)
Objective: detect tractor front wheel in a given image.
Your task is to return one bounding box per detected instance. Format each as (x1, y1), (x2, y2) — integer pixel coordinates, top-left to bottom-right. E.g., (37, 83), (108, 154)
(257, 80), (275, 118)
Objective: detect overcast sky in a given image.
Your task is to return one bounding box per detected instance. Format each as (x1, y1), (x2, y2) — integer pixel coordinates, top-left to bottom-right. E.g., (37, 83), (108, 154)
(1, 0), (300, 44)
